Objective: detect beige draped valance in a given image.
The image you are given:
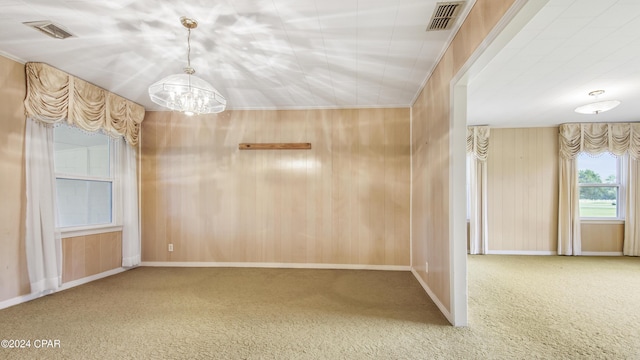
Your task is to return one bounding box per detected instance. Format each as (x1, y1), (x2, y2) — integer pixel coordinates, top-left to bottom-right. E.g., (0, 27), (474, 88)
(24, 62), (145, 146)
(467, 126), (490, 161)
(559, 123), (640, 160)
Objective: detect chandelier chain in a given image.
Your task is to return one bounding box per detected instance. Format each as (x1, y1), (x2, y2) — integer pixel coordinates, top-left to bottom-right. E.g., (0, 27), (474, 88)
(187, 28), (191, 69)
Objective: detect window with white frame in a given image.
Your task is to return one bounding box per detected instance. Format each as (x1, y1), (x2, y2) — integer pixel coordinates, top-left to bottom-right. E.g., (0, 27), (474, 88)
(577, 152), (624, 220)
(53, 124), (115, 228)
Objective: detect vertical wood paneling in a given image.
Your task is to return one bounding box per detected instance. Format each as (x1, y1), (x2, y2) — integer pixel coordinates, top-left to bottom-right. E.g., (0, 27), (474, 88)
(61, 231), (122, 283)
(514, 128), (524, 250)
(140, 111), (157, 262)
(62, 239), (73, 283)
(141, 108), (410, 266)
(534, 129), (542, 250)
(395, 108), (411, 266)
(478, 127), (623, 254)
(490, 128), (504, 248)
(332, 109), (353, 264)
(71, 237), (85, 280)
(369, 109), (386, 265)
(254, 111), (269, 261)
(0, 56), (29, 302)
(167, 117), (179, 260)
(318, 110), (333, 263)
(581, 223), (624, 252)
(487, 128), (559, 252)
(84, 235), (101, 276)
(241, 111), (258, 262)
(100, 232), (122, 272)
(385, 108), (408, 265)
(154, 113), (170, 261)
(411, 0), (517, 312)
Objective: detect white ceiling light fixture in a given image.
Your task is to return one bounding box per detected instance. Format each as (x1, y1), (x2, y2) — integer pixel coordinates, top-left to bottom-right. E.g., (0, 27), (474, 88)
(148, 16), (226, 116)
(574, 90), (620, 115)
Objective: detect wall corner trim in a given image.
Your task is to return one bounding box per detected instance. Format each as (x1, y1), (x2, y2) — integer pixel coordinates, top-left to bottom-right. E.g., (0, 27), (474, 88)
(410, 268), (454, 326)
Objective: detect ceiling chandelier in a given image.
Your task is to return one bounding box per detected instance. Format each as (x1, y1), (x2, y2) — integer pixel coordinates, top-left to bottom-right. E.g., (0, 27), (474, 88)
(148, 16), (226, 116)
(574, 90), (620, 115)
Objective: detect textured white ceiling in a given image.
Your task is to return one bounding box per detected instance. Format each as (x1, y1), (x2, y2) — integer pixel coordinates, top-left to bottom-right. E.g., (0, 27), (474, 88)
(0, 0), (470, 111)
(468, 0), (640, 127)
(5, 0), (636, 126)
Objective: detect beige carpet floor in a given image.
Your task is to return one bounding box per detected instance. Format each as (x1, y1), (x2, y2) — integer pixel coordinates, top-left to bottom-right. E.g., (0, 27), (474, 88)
(0, 256), (639, 359)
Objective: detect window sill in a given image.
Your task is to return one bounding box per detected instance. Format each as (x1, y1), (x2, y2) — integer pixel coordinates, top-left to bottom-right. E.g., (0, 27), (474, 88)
(580, 219), (624, 225)
(59, 225), (123, 238)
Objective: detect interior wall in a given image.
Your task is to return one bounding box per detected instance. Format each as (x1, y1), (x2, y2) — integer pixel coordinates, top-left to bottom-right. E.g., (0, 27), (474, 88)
(140, 109), (410, 266)
(581, 223), (624, 253)
(485, 127), (623, 254)
(411, 0), (516, 313)
(62, 232), (123, 283)
(486, 127), (558, 252)
(0, 55), (29, 302)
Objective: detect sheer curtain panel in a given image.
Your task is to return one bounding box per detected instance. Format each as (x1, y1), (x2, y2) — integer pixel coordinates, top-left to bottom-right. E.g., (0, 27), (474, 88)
(625, 157), (640, 256)
(467, 126), (490, 254)
(25, 119), (62, 294)
(557, 156), (581, 255)
(120, 138), (141, 267)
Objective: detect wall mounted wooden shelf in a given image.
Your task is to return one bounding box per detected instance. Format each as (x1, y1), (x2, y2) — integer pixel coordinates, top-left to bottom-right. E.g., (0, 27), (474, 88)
(239, 143), (312, 150)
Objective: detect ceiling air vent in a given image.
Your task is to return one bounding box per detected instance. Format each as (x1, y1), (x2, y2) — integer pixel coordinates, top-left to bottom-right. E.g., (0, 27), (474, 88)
(426, 1), (465, 31)
(23, 21), (74, 39)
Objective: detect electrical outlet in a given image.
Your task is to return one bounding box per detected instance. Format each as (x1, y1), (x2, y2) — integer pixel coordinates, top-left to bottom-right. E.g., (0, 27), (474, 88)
(168, 243), (174, 252)
(425, 261), (429, 273)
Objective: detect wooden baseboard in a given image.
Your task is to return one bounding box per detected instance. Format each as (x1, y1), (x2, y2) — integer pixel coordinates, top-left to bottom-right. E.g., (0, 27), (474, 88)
(0, 267), (129, 310)
(485, 250), (557, 255)
(483, 250), (624, 256)
(141, 261), (410, 271)
(581, 252), (623, 256)
(410, 268), (453, 325)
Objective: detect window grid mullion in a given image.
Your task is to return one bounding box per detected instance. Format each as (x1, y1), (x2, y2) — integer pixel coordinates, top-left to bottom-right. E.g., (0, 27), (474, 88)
(55, 174), (113, 182)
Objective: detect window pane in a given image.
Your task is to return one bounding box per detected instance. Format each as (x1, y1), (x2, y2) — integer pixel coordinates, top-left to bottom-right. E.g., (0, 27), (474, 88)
(579, 186), (618, 218)
(577, 152), (617, 184)
(54, 125), (110, 177)
(56, 179), (112, 227)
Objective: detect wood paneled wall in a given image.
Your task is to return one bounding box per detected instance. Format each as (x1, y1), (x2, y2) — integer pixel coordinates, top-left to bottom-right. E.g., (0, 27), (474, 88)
(411, 0), (516, 313)
(485, 127), (622, 254)
(0, 55), (29, 302)
(140, 109), (410, 266)
(581, 223), (624, 253)
(62, 232), (123, 283)
(487, 128), (558, 252)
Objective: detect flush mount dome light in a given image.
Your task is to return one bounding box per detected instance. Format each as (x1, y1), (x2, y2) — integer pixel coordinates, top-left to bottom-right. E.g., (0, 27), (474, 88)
(574, 90), (620, 115)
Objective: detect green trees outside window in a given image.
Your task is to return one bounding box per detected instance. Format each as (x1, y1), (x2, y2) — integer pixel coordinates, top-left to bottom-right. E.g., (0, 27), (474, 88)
(578, 169), (617, 201)
(577, 153), (620, 218)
